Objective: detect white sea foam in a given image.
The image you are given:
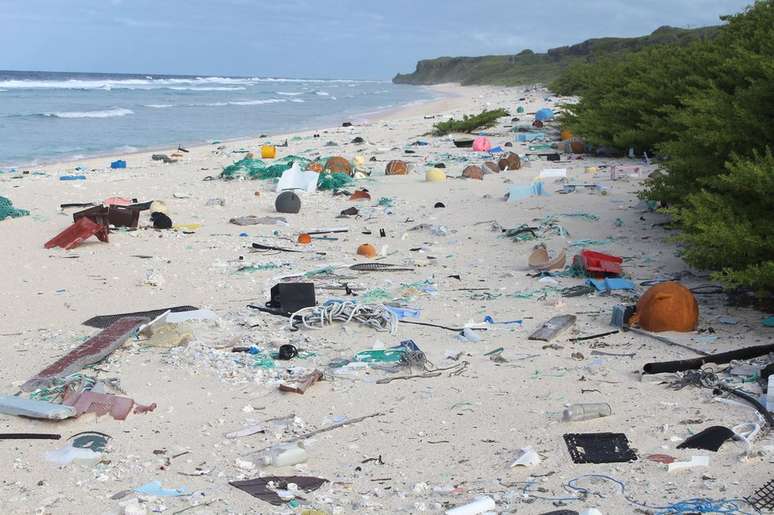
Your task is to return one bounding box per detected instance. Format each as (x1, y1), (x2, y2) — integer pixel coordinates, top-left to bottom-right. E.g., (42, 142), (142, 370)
(145, 104), (174, 108)
(315, 91), (330, 96)
(43, 107), (134, 119)
(276, 91), (304, 96)
(289, 99), (305, 103)
(228, 98), (287, 106)
(0, 76), (381, 91)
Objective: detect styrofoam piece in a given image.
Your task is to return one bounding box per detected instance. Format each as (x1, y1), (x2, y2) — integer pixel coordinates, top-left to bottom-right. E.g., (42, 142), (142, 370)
(510, 446), (541, 467)
(0, 395), (76, 420)
(539, 168), (567, 178)
(445, 496), (496, 515)
(165, 309), (218, 323)
(667, 455), (709, 472)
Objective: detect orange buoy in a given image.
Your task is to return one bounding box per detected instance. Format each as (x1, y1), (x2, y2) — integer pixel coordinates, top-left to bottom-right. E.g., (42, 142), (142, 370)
(297, 233), (312, 245)
(324, 156), (352, 175)
(357, 243), (377, 258)
(633, 282), (699, 332)
(385, 160), (408, 176)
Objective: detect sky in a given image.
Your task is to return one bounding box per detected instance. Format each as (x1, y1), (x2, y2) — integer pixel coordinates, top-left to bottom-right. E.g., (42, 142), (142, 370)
(0, 0), (753, 80)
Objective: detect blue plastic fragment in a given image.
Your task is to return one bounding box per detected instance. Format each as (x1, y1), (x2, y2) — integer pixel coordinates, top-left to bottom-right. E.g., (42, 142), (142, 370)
(586, 278), (635, 292)
(134, 481), (189, 497)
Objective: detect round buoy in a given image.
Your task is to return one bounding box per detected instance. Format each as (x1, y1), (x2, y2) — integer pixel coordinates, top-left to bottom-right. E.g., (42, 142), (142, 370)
(385, 160), (408, 176)
(357, 243), (377, 258)
(426, 168), (446, 182)
(275, 191), (301, 214)
(462, 165), (484, 180)
(297, 233), (312, 245)
(324, 156), (352, 175)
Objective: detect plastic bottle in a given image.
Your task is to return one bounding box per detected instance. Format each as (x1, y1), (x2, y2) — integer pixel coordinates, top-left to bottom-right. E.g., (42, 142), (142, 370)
(262, 442), (307, 467)
(562, 403), (612, 422)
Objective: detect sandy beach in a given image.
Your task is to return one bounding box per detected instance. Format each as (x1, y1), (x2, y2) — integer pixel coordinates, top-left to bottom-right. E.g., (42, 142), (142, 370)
(0, 83), (771, 514)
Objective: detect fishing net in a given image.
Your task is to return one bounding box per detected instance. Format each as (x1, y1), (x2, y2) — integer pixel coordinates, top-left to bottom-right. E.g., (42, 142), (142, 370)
(220, 156), (353, 191)
(0, 196), (29, 221)
(220, 155), (310, 180)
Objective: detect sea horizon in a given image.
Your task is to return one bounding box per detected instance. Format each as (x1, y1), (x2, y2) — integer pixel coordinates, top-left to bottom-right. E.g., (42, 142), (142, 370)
(0, 69), (434, 168)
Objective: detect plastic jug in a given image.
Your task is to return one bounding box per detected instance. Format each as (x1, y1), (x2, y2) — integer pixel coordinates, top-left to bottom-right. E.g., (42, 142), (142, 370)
(262, 442), (307, 466)
(562, 403), (612, 422)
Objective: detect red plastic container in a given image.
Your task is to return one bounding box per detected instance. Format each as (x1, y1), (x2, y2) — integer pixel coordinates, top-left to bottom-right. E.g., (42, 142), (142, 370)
(575, 250), (622, 277)
(45, 217), (108, 250)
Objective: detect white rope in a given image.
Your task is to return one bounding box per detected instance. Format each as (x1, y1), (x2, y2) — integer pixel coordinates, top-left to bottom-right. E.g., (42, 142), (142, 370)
(289, 301), (398, 335)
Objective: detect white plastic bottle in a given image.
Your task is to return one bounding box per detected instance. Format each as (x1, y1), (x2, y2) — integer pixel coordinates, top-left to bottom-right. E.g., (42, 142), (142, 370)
(562, 403), (612, 422)
(262, 442), (307, 467)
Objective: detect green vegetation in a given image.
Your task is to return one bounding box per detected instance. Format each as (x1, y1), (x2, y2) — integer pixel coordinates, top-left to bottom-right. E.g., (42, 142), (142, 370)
(393, 26), (718, 86)
(432, 108), (508, 136)
(557, 1), (774, 294)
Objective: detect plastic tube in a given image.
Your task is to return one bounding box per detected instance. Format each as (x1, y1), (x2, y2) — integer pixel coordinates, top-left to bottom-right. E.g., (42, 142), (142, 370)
(642, 343), (774, 375)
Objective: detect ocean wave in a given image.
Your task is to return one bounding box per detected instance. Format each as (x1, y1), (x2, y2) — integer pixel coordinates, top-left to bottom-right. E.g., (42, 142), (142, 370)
(43, 107), (134, 119)
(145, 104), (174, 108)
(0, 76), (382, 91)
(315, 91), (330, 96)
(168, 86), (246, 91)
(276, 91), (304, 96)
(228, 98), (287, 106)
(289, 98), (305, 103)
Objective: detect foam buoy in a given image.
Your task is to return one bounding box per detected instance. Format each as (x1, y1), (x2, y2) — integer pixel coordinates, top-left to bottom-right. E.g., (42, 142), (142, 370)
(324, 156), (352, 175)
(633, 282), (699, 332)
(426, 168), (446, 182)
(261, 145), (276, 159)
(297, 233), (312, 244)
(385, 160), (408, 176)
(275, 191), (301, 214)
(462, 165), (484, 180)
(357, 243), (377, 258)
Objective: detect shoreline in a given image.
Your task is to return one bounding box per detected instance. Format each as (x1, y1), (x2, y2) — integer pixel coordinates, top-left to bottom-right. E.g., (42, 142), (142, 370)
(2, 84), (466, 172)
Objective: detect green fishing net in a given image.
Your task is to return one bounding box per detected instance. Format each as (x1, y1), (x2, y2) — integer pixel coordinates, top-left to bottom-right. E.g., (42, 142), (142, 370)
(317, 172), (353, 191)
(0, 196), (29, 221)
(220, 155), (353, 191)
(221, 155), (310, 180)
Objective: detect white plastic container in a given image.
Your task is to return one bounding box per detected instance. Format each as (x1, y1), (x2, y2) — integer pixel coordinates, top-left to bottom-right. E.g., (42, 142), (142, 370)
(562, 403), (612, 422)
(262, 442), (307, 467)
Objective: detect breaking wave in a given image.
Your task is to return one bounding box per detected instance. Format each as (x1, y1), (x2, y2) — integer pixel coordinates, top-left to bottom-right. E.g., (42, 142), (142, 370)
(43, 107), (134, 119)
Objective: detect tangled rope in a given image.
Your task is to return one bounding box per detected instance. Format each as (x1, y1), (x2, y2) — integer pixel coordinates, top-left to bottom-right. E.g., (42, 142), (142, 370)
(290, 301), (398, 334)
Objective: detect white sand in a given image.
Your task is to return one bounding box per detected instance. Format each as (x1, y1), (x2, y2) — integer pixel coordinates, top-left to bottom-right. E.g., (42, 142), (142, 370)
(0, 84), (771, 514)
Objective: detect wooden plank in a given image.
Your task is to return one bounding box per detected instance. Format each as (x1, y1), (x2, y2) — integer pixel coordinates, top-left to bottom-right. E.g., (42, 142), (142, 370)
(279, 369), (323, 394)
(528, 315), (577, 342)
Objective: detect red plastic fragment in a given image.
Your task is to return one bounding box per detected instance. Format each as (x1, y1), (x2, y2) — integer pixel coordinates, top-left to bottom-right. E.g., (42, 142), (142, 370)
(44, 217), (108, 250)
(574, 249), (623, 277)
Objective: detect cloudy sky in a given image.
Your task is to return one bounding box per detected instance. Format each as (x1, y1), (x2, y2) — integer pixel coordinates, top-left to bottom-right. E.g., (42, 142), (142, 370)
(0, 0), (752, 79)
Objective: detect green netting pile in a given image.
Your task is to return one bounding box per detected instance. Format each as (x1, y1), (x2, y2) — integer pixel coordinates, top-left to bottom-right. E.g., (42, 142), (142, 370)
(317, 172), (353, 191)
(220, 155), (354, 191)
(221, 155), (310, 180)
(0, 196), (29, 221)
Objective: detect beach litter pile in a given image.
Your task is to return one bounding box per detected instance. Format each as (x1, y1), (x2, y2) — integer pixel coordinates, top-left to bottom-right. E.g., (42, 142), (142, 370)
(1, 85), (772, 515)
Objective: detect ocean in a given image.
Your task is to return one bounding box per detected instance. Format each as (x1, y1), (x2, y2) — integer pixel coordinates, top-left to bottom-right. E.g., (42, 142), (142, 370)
(0, 70), (435, 167)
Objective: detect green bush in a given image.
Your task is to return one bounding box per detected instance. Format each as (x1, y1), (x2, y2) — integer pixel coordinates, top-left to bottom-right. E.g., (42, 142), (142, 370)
(553, 0), (774, 294)
(671, 151), (774, 293)
(432, 108), (508, 136)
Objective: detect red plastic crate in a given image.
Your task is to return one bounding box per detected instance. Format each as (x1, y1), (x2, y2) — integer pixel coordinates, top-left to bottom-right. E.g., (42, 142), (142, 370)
(575, 249), (622, 277)
(44, 217), (108, 250)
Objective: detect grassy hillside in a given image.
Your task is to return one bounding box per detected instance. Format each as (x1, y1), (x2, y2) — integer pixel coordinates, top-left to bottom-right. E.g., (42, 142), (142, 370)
(393, 26), (719, 86)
